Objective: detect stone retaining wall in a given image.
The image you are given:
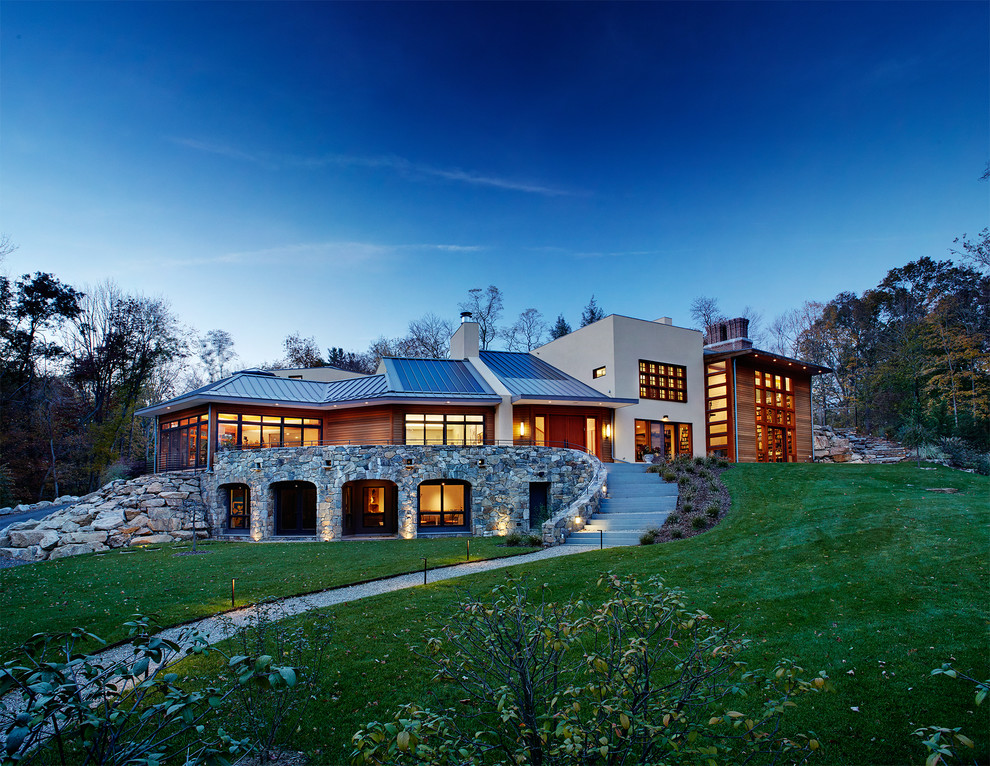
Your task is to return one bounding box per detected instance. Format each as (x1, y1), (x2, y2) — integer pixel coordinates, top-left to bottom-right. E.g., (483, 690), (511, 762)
(208, 444), (601, 541)
(542, 457), (608, 546)
(0, 496), (80, 518)
(0, 473), (208, 562)
(813, 426), (911, 464)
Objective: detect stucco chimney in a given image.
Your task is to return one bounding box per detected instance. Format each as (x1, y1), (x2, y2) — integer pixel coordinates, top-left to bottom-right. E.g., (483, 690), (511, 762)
(450, 314), (480, 358)
(653, 316), (673, 325)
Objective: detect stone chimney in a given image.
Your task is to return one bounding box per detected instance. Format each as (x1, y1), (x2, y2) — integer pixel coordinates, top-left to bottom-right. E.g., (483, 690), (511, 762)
(450, 312), (480, 358)
(704, 317), (753, 351)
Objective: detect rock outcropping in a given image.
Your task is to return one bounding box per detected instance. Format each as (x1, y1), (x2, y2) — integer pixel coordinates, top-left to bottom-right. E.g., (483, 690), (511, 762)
(0, 473), (207, 562)
(813, 426), (911, 464)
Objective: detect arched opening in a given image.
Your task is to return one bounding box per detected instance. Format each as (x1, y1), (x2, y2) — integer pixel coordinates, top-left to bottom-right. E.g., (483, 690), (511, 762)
(342, 480), (398, 536)
(271, 481), (317, 535)
(218, 483), (251, 534)
(417, 480), (471, 533)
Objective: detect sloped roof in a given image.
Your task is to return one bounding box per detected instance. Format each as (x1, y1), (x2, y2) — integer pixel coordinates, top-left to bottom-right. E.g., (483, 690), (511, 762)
(479, 351), (636, 404)
(381, 357), (495, 397)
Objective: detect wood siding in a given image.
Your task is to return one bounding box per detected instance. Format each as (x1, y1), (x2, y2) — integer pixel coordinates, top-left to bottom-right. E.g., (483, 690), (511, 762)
(325, 406), (394, 445)
(794, 375), (814, 462)
(734, 363), (758, 463)
(389, 404), (495, 445)
(513, 404), (613, 462)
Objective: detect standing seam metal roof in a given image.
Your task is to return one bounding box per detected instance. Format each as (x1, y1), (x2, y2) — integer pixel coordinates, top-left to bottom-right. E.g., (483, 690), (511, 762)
(479, 351), (619, 400)
(382, 358), (495, 395)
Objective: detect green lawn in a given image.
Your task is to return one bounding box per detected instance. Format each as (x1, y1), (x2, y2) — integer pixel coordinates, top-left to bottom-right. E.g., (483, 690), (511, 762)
(174, 463), (986, 765)
(0, 537), (537, 652)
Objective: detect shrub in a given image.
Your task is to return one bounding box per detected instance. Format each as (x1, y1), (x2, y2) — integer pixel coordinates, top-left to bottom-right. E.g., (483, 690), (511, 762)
(0, 613), (311, 764)
(503, 531), (524, 546)
(662, 470), (677, 482)
(666, 512), (680, 525)
(706, 504), (721, 519)
(678, 475), (691, 486)
(639, 528), (660, 545)
(670, 528), (683, 539)
(682, 501), (694, 513)
(525, 533), (543, 547)
(693, 456), (706, 466)
(645, 464), (665, 474)
(691, 515), (708, 530)
(352, 575), (829, 765)
(940, 437), (990, 475)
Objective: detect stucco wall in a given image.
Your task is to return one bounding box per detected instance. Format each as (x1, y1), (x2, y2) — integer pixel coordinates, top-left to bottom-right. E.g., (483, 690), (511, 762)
(206, 444), (602, 541)
(533, 315), (706, 461)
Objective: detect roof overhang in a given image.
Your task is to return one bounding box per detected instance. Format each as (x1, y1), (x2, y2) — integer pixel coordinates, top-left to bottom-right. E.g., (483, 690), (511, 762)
(511, 396), (638, 409)
(704, 348), (832, 375)
(137, 394), (504, 417)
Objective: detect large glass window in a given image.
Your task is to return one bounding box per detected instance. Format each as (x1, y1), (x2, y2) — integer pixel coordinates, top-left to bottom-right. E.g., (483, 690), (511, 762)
(217, 413), (322, 450)
(635, 419), (692, 461)
(638, 360), (687, 402)
(405, 414), (484, 446)
(159, 414), (209, 471)
(753, 370), (796, 462)
(418, 480), (470, 530)
(705, 362), (731, 457)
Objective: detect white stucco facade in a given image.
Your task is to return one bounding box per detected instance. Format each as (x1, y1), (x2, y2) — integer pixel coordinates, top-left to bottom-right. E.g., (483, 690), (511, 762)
(532, 315), (706, 462)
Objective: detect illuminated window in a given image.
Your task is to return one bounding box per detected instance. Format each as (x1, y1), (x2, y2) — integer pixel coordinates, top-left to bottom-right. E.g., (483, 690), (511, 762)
(405, 414), (484, 445)
(592, 366), (606, 379)
(638, 360), (687, 401)
(216, 413), (322, 450)
(418, 480), (470, 530)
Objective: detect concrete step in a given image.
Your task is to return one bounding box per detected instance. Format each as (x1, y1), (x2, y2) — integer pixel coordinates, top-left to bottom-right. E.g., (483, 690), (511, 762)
(600, 497), (678, 510)
(606, 486), (678, 497)
(583, 514), (670, 531)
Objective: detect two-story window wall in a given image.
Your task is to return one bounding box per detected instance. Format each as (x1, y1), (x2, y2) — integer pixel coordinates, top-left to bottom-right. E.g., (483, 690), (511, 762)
(705, 361), (732, 458)
(754, 371), (796, 462)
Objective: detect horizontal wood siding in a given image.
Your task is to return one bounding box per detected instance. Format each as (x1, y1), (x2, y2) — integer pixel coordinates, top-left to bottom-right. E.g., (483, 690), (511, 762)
(794, 376), (814, 462)
(325, 406), (393, 445)
(734, 363), (758, 463)
(513, 404), (613, 462)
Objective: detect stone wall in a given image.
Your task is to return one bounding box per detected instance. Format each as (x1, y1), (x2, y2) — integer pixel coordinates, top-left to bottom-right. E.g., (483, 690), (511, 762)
(0, 473), (208, 562)
(813, 426), (910, 464)
(0, 496), (80, 518)
(542, 456), (608, 546)
(207, 444), (601, 541)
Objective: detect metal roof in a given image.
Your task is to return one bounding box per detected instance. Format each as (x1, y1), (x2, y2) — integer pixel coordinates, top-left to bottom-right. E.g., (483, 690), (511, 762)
(323, 374), (389, 402)
(382, 358), (495, 395)
(479, 351), (633, 403)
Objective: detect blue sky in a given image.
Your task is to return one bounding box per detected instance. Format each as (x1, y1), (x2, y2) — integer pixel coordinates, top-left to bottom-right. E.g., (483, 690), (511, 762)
(2, 1), (987, 364)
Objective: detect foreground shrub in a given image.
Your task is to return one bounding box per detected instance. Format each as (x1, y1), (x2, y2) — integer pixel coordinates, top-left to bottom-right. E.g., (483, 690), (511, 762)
(352, 574), (830, 765)
(639, 528), (660, 545)
(503, 531), (524, 546)
(0, 610), (323, 765)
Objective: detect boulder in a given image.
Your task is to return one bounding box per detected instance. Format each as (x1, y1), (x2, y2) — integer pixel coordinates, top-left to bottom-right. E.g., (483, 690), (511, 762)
(62, 531), (108, 545)
(9, 529), (51, 547)
(8, 519), (41, 532)
(92, 511), (126, 531)
(1, 546), (40, 561)
(107, 533), (131, 548)
(129, 534), (174, 546)
(140, 498), (166, 508)
(159, 491), (189, 500)
(59, 520), (81, 534)
(49, 543), (96, 559)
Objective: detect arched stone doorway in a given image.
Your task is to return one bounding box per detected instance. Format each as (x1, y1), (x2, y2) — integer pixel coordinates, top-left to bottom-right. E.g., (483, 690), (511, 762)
(342, 480), (398, 536)
(271, 481), (317, 535)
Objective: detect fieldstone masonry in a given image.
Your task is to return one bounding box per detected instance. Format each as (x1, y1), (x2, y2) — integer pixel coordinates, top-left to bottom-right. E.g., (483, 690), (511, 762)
(1, 446), (605, 562)
(207, 444), (602, 542)
(0, 473), (208, 562)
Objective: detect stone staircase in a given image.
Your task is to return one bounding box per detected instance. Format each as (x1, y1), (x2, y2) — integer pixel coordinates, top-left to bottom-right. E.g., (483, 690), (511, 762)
(814, 426), (912, 464)
(564, 463), (678, 548)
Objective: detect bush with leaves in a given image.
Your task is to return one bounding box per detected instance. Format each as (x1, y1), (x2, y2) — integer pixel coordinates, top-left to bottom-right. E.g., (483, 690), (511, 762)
(913, 663), (988, 765)
(351, 574), (830, 765)
(0, 613), (308, 765)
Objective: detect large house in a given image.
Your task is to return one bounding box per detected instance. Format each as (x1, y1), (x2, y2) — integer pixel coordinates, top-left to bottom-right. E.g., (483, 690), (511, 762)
(137, 313), (827, 541)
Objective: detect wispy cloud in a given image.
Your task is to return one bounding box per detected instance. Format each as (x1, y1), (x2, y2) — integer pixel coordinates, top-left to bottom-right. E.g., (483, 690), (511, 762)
(525, 246), (664, 259)
(148, 240), (484, 269)
(169, 137), (580, 197)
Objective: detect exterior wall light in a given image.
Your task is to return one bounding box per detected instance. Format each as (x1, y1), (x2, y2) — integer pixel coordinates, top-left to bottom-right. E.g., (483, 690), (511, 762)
(603, 423), (612, 439)
(323, 459), (332, 470)
(477, 459), (486, 467)
(519, 421), (527, 437)
(662, 415), (669, 422)
(251, 459), (263, 471)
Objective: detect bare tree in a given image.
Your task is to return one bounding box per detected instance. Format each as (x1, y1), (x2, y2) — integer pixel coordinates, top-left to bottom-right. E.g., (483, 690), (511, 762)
(407, 313), (454, 358)
(689, 296), (725, 335)
(740, 305), (766, 346)
(459, 286), (503, 351)
(196, 329), (237, 381)
(502, 308), (547, 351)
(282, 333), (324, 368)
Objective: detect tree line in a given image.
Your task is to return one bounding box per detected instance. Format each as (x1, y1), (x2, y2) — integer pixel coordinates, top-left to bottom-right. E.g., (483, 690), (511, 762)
(2, 228), (986, 505)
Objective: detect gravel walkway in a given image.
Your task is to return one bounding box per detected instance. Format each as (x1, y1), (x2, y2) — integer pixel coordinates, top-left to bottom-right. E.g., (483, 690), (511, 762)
(0, 544), (599, 735)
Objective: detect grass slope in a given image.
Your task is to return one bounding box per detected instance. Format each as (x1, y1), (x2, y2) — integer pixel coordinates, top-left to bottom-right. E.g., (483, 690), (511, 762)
(204, 463), (985, 765)
(0, 537), (536, 652)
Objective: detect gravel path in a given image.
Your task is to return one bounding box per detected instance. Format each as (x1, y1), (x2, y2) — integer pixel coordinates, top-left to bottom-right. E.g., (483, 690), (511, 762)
(0, 544), (599, 734)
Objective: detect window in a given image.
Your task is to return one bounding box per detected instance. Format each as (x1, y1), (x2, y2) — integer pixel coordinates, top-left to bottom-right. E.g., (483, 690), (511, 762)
(753, 370), (796, 462)
(705, 362), (731, 457)
(638, 360), (687, 402)
(635, 419), (692, 461)
(592, 366), (606, 379)
(221, 484), (250, 532)
(405, 414), (484, 446)
(159, 414), (209, 471)
(217, 413), (322, 450)
(418, 480), (470, 530)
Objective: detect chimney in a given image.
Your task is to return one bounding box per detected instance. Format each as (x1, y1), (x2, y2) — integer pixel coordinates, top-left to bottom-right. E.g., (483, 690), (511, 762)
(450, 313), (480, 358)
(704, 317), (752, 351)
(653, 316), (673, 325)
